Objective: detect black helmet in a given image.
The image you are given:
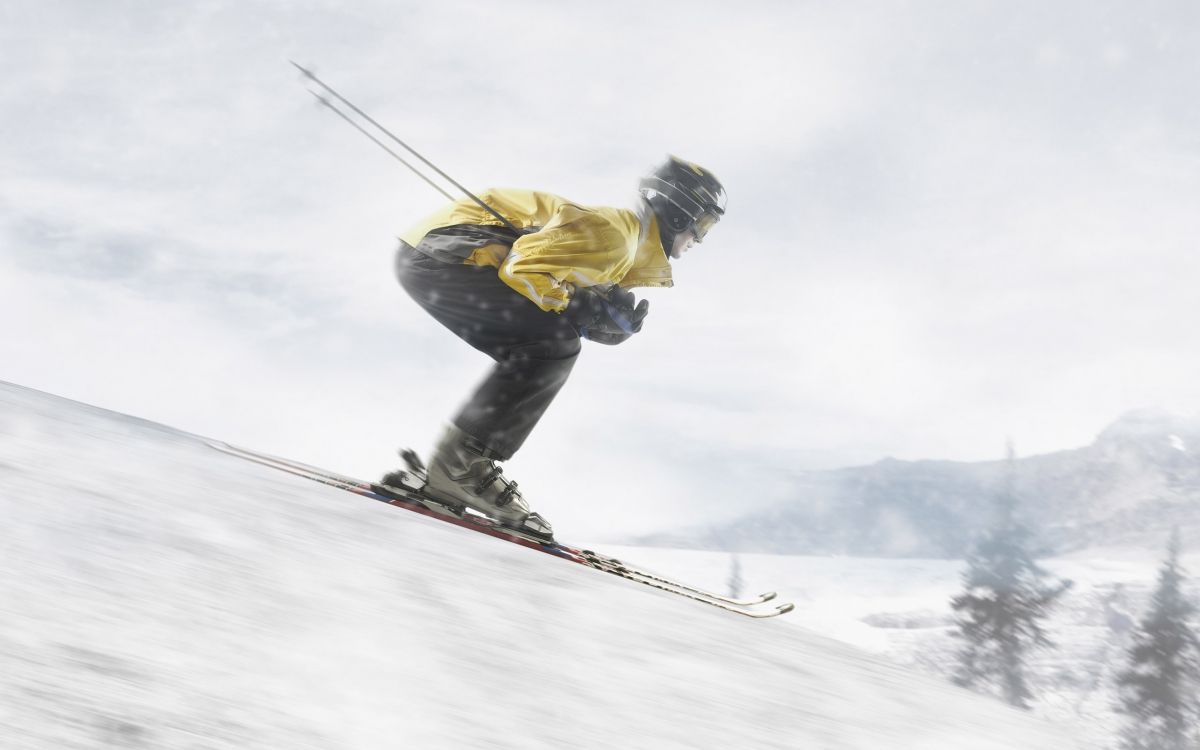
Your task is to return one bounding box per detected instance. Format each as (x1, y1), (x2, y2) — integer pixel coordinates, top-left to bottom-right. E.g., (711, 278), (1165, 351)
(639, 155), (726, 254)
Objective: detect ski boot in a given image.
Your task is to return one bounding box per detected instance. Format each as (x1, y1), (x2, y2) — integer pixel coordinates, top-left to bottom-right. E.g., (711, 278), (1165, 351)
(417, 425), (554, 543)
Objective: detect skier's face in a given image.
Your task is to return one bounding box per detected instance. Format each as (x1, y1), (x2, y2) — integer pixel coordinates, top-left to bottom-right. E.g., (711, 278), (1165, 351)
(669, 228), (697, 260)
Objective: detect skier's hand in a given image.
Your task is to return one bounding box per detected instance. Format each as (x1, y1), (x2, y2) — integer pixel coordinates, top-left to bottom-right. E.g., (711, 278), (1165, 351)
(565, 286), (649, 339)
(584, 330), (633, 346)
(605, 287), (651, 333)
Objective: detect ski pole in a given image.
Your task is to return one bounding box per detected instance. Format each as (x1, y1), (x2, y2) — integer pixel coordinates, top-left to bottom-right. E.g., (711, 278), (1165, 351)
(306, 90), (454, 202)
(291, 61), (523, 236)
(293, 63), (630, 311)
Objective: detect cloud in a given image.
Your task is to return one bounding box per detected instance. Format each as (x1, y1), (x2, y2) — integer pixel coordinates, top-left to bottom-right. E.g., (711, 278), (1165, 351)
(3, 0), (1200, 536)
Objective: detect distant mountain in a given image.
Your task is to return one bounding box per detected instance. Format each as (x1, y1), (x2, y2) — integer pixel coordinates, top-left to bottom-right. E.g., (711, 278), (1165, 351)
(641, 409), (1200, 558)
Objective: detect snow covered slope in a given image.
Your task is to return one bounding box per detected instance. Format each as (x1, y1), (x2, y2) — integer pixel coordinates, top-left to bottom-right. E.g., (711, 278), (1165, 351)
(599, 544), (1200, 748)
(0, 381), (1078, 749)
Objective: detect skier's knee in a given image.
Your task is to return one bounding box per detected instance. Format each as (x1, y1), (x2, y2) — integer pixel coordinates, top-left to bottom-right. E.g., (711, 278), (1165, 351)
(510, 336), (580, 362)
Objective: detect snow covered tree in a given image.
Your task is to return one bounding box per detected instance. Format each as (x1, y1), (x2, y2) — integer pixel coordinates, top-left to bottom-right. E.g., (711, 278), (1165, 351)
(728, 554), (743, 599)
(950, 443), (1071, 708)
(1114, 529), (1200, 750)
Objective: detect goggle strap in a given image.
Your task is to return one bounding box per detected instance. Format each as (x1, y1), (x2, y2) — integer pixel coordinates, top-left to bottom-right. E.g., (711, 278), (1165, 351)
(640, 177), (722, 219)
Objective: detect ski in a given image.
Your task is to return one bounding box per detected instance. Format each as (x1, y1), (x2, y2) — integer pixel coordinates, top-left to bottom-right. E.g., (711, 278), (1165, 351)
(573, 549), (779, 607)
(206, 440), (793, 618)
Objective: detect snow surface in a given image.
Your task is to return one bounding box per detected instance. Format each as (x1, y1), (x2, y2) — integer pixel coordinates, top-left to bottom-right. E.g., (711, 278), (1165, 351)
(603, 544), (1200, 748)
(0, 381), (1079, 749)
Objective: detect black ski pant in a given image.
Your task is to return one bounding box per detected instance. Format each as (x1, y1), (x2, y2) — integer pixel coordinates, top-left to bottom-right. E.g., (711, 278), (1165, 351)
(395, 244), (580, 461)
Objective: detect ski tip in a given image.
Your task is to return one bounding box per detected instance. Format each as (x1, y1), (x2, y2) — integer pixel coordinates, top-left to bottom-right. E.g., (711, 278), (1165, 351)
(759, 591), (777, 603)
(776, 603), (795, 615)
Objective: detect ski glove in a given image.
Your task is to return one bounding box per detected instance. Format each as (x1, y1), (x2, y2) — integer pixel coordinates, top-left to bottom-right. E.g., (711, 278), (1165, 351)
(564, 286), (650, 343)
(583, 329), (633, 346)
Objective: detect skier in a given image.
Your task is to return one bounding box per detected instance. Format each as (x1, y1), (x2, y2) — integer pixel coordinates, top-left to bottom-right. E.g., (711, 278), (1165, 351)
(385, 155), (726, 542)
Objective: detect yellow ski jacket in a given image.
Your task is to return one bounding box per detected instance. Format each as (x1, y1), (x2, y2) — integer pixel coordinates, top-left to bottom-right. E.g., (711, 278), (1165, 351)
(399, 188), (673, 313)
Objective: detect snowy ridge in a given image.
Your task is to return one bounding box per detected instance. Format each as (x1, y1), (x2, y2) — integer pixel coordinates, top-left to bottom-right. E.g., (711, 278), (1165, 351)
(0, 381), (1077, 749)
(646, 410), (1200, 557)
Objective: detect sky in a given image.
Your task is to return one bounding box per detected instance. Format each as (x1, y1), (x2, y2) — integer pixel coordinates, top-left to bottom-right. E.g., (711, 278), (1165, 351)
(2, 0), (1200, 538)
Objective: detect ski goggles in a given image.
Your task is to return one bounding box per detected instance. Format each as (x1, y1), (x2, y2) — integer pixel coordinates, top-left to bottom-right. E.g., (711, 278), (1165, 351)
(691, 211), (720, 242)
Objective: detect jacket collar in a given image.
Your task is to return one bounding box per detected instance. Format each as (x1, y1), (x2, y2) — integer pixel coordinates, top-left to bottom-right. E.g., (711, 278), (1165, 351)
(623, 201), (673, 288)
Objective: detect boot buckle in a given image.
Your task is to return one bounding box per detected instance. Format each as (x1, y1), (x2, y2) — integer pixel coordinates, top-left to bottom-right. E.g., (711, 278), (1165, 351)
(495, 481), (520, 508)
(474, 465), (503, 494)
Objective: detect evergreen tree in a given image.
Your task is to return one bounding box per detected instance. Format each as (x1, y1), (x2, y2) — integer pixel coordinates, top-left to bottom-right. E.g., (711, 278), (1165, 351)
(1115, 529), (1200, 750)
(950, 443), (1071, 708)
(728, 554), (743, 599)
